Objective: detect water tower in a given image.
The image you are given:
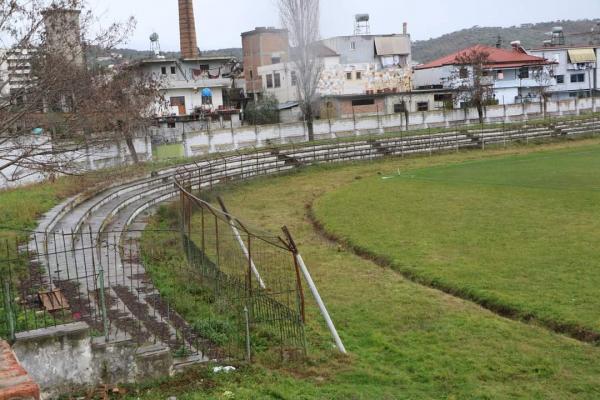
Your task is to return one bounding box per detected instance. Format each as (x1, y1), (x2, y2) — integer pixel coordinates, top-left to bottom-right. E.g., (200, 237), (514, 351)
(354, 14), (371, 35)
(551, 27), (565, 46)
(150, 32), (161, 57)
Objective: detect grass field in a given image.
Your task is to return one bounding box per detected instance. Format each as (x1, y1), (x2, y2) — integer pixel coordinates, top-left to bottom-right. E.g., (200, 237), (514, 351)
(153, 143), (184, 160)
(134, 139), (600, 399)
(314, 142), (600, 341)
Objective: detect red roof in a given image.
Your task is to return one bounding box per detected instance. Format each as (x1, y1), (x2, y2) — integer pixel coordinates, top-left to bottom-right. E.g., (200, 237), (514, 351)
(416, 45), (550, 70)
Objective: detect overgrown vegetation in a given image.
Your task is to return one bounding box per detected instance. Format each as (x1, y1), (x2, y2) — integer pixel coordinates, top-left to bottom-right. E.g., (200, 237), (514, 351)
(243, 95), (280, 125)
(133, 138), (600, 399)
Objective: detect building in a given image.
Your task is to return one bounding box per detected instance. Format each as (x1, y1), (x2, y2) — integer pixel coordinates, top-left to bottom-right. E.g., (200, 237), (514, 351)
(414, 44), (554, 106)
(241, 27), (289, 99)
(138, 56), (241, 117)
(255, 23), (415, 120)
(138, 0), (243, 120)
(528, 46), (598, 100)
(4, 48), (36, 102)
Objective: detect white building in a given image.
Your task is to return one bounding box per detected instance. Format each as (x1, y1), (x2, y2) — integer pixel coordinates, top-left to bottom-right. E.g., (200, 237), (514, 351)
(256, 31), (413, 120)
(138, 56), (242, 118)
(414, 44), (554, 106)
(528, 46), (598, 100)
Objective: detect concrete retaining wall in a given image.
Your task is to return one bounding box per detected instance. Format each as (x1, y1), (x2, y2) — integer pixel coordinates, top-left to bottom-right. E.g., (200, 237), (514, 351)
(12, 323), (172, 398)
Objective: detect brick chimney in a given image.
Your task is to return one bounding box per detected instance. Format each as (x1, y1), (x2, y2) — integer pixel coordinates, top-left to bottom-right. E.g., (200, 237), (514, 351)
(178, 0), (199, 59)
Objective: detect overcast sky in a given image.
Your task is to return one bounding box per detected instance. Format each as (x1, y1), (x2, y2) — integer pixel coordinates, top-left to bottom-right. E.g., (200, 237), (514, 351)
(88, 0), (600, 51)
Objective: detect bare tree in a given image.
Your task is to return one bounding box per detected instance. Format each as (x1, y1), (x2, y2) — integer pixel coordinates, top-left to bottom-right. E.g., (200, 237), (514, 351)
(532, 64), (556, 117)
(0, 0), (141, 183)
(278, 0), (322, 141)
(78, 66), (161, 163)
(453, 48), (495, 124)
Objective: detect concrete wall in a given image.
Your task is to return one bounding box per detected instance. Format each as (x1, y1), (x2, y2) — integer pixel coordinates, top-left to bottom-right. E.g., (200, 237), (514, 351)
(183, 96), (600, 157)
(0, 135), (153, 189)
(12, 323), (172, 398)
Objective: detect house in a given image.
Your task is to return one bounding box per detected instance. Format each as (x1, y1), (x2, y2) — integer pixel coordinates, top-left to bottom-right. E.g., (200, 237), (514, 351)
(137, 0), (244, 120)
(414, 44), (554, 106)
(138, 56), (242, 118)
(528, 45), (598, 100)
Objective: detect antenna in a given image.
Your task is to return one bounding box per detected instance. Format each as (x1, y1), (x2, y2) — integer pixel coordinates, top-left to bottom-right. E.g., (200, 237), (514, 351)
(354, 14), (370, 35)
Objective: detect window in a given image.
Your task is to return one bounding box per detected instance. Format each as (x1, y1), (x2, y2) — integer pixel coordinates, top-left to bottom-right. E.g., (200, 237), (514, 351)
(417, 102), (429, 112)
(459, 67), (468, 79)
(161, 66), (167, 75)
(266, 74), (273, 88)
(350, 41), (356, 50)
(346, 72), (353, 80)
(249, 70), (253, 79)
(199, 64), (210, 72)
(352, 98), (375, 107)
(394, 103), (406, 113)
(434, 93), (453, 102)
(291, 71), (297, 86)
(556, 75), (565, 84)
(356, 71), (362, 80)
(497, 70), (504, 80)
(570, 73), (585, 83)
(167, 120), (176, 128)
(274, 73), (281, 88)
(518, 67), (529, 79)
(202, 94), (212, 105)
(271, 56), (281, 64)
(170, 66), (176, 75)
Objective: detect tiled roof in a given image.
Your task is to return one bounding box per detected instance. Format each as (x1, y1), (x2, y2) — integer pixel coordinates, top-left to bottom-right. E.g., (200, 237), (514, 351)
(416, 45), (549, 70)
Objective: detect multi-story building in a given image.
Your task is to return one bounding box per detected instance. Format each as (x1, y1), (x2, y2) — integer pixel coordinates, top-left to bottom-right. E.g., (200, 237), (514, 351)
(241, 27), (289, 99)
(255, 23), (416, 119)
(414, 44), (554, 106)
(138, 56), (241, 117)
(528, 46), (598, 100)
(138, 0), (243, 119)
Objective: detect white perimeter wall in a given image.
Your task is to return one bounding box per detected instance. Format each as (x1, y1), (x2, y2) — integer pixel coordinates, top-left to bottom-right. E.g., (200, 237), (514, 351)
(183, 97), (600, 157)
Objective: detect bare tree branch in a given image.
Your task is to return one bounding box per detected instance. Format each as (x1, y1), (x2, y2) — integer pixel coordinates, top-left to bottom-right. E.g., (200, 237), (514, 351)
(278, 0), (322, 141)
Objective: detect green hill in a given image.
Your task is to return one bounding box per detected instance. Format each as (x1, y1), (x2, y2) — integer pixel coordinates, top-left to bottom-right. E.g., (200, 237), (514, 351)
(412, 19), (600, 63)
(109, 20), (599, 65)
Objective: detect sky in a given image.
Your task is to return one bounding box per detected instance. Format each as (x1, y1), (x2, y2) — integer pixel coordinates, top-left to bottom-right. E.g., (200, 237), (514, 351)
(87, 0), (600, 51)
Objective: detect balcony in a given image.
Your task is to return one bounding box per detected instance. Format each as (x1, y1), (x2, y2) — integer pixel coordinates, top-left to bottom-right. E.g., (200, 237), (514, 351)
(162, 76), (231, 90)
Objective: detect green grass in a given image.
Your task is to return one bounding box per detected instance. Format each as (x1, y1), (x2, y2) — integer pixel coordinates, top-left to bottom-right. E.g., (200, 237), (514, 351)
(314, 142), (600, 340)
(133, 138), (600, 399)
(153, 143), (184, 160)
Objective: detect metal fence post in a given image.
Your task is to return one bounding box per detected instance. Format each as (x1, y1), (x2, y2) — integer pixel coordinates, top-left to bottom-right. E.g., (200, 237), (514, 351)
(97, 270), (110, 342)
(2, 278), (16, 343)
(244, 306), (251, 362)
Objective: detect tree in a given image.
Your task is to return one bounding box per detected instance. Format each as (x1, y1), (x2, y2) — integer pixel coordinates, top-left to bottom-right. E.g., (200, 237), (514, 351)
(532, 64), (556, 117)
(453, 48), (495, 124)
(244, 94), (280, 126)
(278, 0), (322, 141)
(0, 0), (141, 182)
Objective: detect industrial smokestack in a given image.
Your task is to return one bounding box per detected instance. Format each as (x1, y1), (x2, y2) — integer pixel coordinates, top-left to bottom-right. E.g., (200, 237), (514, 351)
(403, 22), (408, 35)
(178, 0), (199, 59)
